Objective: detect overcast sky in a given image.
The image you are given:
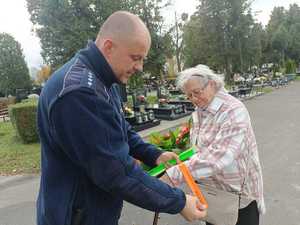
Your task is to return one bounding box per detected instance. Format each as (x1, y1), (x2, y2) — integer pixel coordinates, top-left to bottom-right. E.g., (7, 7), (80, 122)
(0, 0), (299, 68)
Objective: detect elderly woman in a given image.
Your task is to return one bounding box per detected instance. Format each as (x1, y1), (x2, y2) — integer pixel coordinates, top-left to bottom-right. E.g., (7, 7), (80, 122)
(166, 65), (265, 225)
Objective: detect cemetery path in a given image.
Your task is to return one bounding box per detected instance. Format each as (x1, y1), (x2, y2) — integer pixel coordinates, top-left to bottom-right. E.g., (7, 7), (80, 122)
(120, 81), (300, 225)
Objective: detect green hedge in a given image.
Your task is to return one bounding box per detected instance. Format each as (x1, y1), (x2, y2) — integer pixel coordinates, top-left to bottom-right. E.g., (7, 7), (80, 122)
(8, 100), (39, 143)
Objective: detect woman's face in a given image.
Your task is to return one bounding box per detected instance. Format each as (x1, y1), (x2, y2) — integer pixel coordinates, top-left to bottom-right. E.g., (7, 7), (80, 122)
(183, 77), (216, 109)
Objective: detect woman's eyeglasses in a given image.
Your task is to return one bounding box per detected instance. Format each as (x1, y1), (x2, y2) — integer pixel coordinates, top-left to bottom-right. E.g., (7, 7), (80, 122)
(186, 81), (209, 100)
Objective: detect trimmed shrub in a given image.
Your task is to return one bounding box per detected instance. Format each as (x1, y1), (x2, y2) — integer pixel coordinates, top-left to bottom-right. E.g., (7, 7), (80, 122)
(9, 99), (39, 143)
(285, 59), (296, 74)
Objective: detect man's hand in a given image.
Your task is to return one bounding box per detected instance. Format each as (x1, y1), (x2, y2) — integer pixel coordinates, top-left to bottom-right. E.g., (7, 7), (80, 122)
(180, 194), (207, 222)
(155, 151), (181, 168)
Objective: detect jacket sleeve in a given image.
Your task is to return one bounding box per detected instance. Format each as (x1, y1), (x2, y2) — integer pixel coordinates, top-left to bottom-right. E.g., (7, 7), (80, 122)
(111, 84), (162, 167)
(126, 122), (163, 167)
(50, 89), (185, 214)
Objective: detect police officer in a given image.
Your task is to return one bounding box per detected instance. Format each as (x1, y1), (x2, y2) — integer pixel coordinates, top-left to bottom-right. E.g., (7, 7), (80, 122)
(37, 11), (207, 225)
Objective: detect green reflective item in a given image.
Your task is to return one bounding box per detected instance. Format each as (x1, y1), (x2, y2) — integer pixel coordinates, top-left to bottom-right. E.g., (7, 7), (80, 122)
(147, 146), (195, 177)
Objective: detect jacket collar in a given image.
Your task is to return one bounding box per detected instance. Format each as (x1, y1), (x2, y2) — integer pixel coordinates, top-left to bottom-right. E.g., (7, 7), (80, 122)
(78, 41), (119, 88)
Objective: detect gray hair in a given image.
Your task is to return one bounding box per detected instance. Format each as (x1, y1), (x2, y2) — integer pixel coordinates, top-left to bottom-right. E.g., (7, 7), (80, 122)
(176, 64), (224, 91)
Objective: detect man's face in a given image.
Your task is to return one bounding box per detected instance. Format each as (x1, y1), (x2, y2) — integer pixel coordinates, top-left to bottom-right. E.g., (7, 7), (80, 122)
(106, 35), (150, 84)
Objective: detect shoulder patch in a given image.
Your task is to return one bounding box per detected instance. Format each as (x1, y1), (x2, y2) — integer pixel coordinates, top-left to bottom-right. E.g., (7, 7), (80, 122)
(81, 70), (96, 90)
(59, 59), (96, 97)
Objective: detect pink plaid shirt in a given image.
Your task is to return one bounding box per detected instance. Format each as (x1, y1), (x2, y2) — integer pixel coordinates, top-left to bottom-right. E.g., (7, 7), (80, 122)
(167, 89), (265, 214)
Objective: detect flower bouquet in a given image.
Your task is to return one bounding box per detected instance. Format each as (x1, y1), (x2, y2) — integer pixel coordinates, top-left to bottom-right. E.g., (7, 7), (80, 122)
(141, 123), (194, 174)
(148, 124), (191, 154)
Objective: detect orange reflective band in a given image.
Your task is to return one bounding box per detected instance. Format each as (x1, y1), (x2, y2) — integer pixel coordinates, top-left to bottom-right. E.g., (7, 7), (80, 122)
(178, 163), (208, 208)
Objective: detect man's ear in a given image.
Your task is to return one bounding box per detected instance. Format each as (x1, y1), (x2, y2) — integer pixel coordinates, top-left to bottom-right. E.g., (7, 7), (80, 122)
(102, 39), (114, 56)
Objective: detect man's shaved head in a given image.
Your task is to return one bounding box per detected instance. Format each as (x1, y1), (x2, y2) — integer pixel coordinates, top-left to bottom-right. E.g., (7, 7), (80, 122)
(95, 11), (151, 84)
(96, 11), (150, 44)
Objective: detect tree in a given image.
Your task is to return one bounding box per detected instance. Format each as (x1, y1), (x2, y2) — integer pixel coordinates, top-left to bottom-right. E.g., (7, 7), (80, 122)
(165, 12), (189, 72)
(26, 0), (170, 78)
(265, 4), (300, 67)
(182, 15), (208, 68)
(0, 33), (31, 96)
(128, 0), (172, 77)
(271, 25), (289, 65)
(288, 22), (300, 62)
(183, 0), (229, 72)
(267, 7), (286, 35)
(26, 0), (123, 69)
(246, 23), (264, 70)
(285, 59), (296, 74)
(286, 4), (300, 63)
(183, 0), (258, 82)
(36, 65), (52, 85)
(265, 7), (287, 65)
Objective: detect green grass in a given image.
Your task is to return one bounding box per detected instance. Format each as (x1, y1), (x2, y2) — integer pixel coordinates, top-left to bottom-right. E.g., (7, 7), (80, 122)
(262, 87), (273, 94)
(0, 121), (40, 175)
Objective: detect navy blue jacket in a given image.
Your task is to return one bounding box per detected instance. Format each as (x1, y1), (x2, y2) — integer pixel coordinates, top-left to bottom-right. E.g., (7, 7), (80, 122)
(36, 42), (186, 225)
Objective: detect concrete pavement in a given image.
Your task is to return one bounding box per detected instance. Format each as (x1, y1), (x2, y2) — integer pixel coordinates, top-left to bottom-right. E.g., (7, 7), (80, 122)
(0, 175), (39, 225)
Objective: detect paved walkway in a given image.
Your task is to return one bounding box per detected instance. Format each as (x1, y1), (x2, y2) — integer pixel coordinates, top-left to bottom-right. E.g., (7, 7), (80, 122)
(120, 82), (300, 225)
(1, 82), (300, 225)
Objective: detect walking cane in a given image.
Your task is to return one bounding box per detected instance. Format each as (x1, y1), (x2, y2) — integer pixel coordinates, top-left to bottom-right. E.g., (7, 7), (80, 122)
(152, 212), (159, 225)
